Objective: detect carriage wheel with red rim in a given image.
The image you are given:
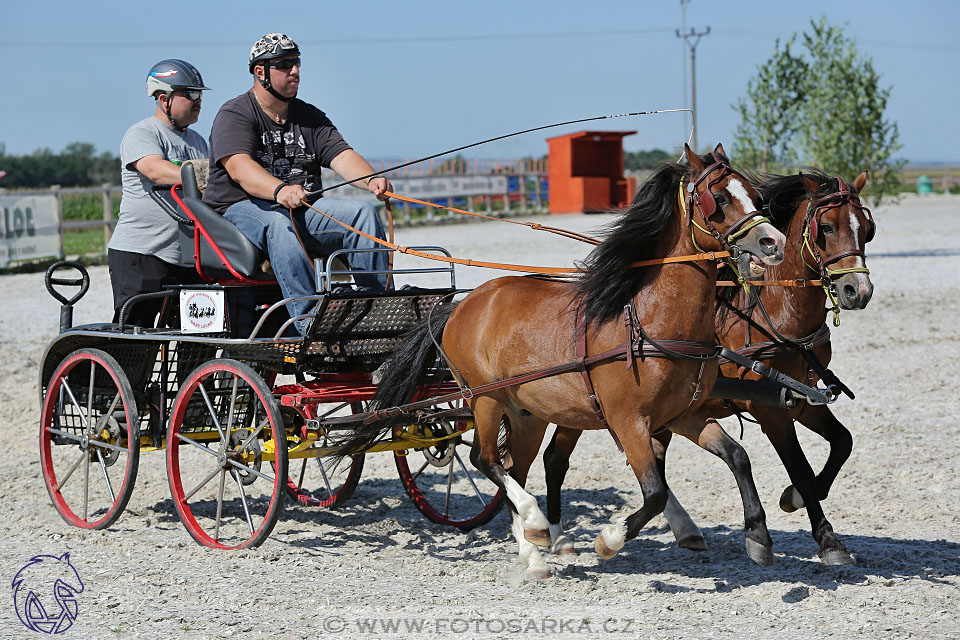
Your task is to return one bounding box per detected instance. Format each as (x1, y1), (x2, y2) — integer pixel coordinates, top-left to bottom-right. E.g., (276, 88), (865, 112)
(394, 408), (506, 531)
(40, 348), (140, 530)
(166, 359), (287, 549)
(283, 402), (365, 508)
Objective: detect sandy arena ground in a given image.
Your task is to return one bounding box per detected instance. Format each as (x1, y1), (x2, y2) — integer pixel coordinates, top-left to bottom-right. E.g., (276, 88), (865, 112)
(1, 194), (958, 639)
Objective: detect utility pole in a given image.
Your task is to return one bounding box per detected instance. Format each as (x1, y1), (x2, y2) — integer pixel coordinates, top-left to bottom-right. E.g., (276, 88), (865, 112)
(676, 25), (710, 152)
(679, 0), (690, 141)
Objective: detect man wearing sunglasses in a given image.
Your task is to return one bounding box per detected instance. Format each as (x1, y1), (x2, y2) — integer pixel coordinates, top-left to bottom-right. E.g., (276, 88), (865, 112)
(108, 59), (210, 327)
(205, 33), (391, 335)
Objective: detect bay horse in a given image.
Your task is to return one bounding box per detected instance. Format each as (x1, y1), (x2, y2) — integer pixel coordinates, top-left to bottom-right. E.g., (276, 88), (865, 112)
(340, 144), (786, 578)
(544, 169), (874, 565)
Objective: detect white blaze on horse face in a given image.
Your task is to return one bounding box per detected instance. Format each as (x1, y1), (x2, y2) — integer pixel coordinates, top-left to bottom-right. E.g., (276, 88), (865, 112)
(849, 211), (862, 255)
(726, 179), (758, 213)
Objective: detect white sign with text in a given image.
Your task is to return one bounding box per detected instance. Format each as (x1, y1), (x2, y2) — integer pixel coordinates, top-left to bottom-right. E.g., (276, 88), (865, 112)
(317, 172), (509, 202)
(0, 194), (61, 267)
(180, 289), (226, 334)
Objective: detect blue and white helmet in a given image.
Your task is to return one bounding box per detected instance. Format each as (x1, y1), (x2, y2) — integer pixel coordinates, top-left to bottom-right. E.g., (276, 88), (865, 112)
(248, 33), (300, 72)
(146, 59), (210, 98)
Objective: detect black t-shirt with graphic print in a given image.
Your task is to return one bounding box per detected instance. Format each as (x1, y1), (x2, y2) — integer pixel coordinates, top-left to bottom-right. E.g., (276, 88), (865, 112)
(204, 90), (352, 212)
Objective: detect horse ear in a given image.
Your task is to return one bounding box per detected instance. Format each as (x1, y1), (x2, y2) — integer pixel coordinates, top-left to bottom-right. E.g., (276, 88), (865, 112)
(853, 170), (868, 194)
(684, 144), (704, 173)
(713, 143), (729, 162)
(59, 552), (71, 562)
(800, 172), (819, 194)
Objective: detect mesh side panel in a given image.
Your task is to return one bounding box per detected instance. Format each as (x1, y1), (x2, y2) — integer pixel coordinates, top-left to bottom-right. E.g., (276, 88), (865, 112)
(178, 370), (264, 436)
(302, 293), (447, 365)
(48, 363), (123, 442)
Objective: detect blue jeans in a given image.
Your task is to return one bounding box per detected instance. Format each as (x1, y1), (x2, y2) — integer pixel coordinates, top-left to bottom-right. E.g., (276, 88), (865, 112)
(225, 197), (390, 334)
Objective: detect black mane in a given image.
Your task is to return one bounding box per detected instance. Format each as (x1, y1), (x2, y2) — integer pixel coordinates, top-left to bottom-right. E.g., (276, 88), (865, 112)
(575, 152), (720, 328)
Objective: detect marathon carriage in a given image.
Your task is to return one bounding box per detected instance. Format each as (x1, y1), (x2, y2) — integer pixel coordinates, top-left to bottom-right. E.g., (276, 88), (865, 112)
(39, 164), (505, 549)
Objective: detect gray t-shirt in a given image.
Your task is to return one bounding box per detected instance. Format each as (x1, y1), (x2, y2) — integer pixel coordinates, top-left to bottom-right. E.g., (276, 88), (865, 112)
(109, 116), (208, 264)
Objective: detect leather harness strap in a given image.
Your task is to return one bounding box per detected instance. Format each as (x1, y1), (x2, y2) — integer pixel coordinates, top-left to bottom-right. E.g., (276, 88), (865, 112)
(574, 301), (625, 451)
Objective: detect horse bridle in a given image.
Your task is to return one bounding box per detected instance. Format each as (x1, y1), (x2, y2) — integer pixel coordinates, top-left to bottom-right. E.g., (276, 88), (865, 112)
(685, 159), (771, 260)
(801, 177), (874, 282)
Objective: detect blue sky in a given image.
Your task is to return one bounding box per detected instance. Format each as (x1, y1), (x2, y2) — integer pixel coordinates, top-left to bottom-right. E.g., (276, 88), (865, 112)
(2, 0), (957, 163)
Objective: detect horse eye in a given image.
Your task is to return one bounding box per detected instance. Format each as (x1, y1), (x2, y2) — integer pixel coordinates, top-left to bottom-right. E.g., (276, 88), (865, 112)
(820, 222), (834, 234)
(714, 194), (727, 206)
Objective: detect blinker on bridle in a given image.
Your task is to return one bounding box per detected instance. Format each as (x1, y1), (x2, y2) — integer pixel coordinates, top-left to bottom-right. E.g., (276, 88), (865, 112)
(684, 160), (771, 284)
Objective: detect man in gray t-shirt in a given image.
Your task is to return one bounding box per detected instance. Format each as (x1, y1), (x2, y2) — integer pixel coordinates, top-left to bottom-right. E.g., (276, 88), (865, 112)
(107, 59), (210, 327)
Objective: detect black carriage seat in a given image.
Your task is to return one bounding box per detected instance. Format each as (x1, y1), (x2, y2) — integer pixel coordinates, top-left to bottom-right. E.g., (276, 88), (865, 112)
(175, 162), (272, 283)
(174, 162), (350, 285)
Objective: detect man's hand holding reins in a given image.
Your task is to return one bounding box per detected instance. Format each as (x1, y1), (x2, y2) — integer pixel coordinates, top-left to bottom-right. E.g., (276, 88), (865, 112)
(368, 177), (392, 201)
(276, 183), (308, 209)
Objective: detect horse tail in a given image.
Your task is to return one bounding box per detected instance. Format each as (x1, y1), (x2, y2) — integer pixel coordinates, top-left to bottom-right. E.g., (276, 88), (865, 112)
(333, 301), (458, 458)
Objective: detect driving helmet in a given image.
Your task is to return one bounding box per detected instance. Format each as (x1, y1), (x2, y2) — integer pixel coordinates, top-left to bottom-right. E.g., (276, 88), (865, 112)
(248, 33), (300, 72)
(146, 59), (210, 98)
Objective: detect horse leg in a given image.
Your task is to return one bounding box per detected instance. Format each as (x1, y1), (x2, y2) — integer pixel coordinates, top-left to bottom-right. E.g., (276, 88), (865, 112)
(543, 426), (581, 555)
(652, 430), (707, 551)
(757, 410), (855, 566)
(505, 410), (553, 577)
(674, 417), (774, 565)
(471, 396), (552, 579)
(595, 419), (669, 560)
(779, 405), (853, 513)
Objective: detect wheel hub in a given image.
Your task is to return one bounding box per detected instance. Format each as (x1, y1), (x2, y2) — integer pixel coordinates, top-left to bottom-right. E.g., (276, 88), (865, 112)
(421, 420), (458, 467)
(229, 429), (261, 485)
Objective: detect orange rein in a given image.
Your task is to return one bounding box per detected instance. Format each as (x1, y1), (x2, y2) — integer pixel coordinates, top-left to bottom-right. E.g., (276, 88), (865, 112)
(299, 191), (820, 286)
(300, 196), (731, 275)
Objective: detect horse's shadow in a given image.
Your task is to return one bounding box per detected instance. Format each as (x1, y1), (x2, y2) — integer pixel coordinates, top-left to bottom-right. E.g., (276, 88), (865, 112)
(546, 488), (960, 590)
(136, 483), (959, 594)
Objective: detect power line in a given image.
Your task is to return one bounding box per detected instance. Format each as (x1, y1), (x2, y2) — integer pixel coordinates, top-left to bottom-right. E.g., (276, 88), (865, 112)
(0, 27), (677, 48)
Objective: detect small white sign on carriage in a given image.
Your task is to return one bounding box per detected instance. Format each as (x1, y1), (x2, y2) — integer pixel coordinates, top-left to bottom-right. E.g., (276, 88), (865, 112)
(179, 290), (226, 333)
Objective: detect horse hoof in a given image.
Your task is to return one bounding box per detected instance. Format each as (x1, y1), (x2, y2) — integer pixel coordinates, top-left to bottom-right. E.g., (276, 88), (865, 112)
(779, 486), (804, 513)
(819, 547), (856, 566)
(595, 535), (618, 560)
(523, 528), (552, 547)
(523, 566), (552, 580)
(550, 536), (577, 556)
(595, 524), (625, 560)
(677, 535), (708, 551)
(745, 538), (774, 566)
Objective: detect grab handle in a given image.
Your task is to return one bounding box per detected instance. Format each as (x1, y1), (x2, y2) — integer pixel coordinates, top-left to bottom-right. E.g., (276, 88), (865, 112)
(45, 260), (90, 332)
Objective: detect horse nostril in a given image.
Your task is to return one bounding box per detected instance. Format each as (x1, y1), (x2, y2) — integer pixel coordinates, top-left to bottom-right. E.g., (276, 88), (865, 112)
(843, 283), (858, 300)
(759, 236), (776, 248)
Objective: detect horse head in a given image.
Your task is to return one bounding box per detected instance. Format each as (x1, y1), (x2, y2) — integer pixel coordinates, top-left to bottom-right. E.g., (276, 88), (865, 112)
(799, 170), (874, 310)
(684, 143), (786, 277)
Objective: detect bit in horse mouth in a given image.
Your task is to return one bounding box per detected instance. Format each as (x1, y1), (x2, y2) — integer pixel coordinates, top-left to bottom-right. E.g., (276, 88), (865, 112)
(749, 256), (767, 276)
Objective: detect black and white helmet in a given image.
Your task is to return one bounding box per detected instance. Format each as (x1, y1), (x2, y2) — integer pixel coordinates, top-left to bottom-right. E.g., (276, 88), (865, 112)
(248, 33), (300, 72)
(146, 59), (210, 98)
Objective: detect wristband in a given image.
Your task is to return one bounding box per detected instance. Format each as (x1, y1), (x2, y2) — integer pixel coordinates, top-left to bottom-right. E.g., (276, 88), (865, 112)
(273, 183), (288, 202)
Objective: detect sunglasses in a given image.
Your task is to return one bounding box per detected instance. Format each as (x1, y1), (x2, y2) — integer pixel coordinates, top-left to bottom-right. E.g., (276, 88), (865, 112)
(272, 57), (301, 70)
(174, 90), (203, 101)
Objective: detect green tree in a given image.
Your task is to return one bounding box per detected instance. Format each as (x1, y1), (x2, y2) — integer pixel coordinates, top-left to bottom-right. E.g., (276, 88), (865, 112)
(731, 37), (806, 172)
(624, 149), (672, 171)
(797, 18), (903, 199)
(732, 18), (904, 200)
(0, 142), (120, 188)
